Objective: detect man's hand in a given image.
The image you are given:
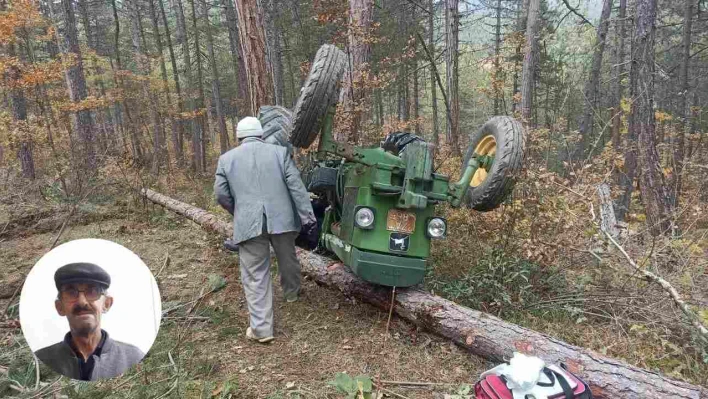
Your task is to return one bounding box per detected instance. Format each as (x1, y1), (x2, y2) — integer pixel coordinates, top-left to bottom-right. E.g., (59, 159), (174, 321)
(296, 220), (319, 250)
(303, 220), (318, 238)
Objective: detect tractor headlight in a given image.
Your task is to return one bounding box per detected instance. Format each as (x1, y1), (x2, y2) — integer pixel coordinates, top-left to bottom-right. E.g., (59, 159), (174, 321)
(354, 207), (375, 229)
(427, 217), (447, 238)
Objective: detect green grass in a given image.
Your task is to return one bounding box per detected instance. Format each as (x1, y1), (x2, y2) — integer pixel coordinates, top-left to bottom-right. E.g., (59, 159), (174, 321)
(426, 248), (567, 318)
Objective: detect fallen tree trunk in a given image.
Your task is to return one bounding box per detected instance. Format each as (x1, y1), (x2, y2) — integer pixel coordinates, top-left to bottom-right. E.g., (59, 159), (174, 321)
(141, 188), (708, 399)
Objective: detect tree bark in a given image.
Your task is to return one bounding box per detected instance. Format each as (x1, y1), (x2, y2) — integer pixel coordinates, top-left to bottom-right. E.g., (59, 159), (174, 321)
(78, 0), (115, 153)
(671, 0), (693, 209)
(493, 0), (503, 115)
(61, 0), (96, 171)
(512, 0), (530, 115)
(171, 0), (203, 170)
(412, 5), (420, 136)
(234, 0), (273, 114)
(632, 0), (674, 236)
(338, 0), (373, 143)
(397, 64), (408, 121)
(612, 0), (627, 151)
(282, 32), (297, 107)
(188, 0), (208, 171)
(201, 0), (230, 154)
(130, 0), (166, 174)
(575, 0), (613, 160)
(110, 0), (142, 162)
(611, 0), (627, 153)
(429, 0), (439, 158)
(159, 0), (186, 166)
(264, 0), (284, 106)
(8, 43), (36, 179)
(141, 188), (708, 399)
(520, 0), (540, 125)
(444, 0), (461, 156)
(597, 183), (619, 238)
(149, 0), (177, 167)
(222, 0), (249, 116)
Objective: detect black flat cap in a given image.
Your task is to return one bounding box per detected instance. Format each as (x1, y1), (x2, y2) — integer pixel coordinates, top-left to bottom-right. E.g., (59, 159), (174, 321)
(54, 262), (111, 290)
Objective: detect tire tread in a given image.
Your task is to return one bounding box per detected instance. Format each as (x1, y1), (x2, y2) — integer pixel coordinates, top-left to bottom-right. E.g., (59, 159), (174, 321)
(290, 44), (347, 148)
(463, 116), (526, 211)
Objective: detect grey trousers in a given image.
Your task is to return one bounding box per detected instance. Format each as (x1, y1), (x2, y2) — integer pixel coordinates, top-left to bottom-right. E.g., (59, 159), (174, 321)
(238, 230), (300, 337)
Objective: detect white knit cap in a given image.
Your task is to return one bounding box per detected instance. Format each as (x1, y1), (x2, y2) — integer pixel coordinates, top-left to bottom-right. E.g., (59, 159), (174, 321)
(236, 117), (264, 139)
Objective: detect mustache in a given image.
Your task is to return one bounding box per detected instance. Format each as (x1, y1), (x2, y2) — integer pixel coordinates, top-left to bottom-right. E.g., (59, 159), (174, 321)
(71, 305), (93, 315)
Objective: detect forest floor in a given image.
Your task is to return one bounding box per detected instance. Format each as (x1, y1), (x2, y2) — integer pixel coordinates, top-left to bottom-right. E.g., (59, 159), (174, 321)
(0, 200), (486, 398)
(1, 165), (707, 397)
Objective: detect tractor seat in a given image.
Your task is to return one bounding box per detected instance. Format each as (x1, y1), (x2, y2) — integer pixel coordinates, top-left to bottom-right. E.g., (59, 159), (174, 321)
(381, 132), (426, 156)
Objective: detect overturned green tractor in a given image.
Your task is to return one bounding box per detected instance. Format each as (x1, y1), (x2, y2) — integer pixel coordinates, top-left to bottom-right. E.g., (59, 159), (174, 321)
(258, 44), (526, 288)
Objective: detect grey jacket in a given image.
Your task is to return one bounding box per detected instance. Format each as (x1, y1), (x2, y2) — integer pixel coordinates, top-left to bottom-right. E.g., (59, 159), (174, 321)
(214, 138), (315, 244)
(35, 331), (144, 380)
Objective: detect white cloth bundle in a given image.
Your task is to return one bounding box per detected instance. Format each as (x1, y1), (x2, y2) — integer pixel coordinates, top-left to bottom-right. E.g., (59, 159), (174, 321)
(479, 352), (576, 399)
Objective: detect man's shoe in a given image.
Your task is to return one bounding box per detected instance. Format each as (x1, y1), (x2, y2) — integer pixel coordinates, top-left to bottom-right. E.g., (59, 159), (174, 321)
(284, 288), (303, 303)
(246, 327), (274, 344)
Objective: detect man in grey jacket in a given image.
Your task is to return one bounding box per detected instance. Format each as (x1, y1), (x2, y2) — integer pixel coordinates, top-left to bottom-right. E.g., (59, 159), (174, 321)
(214, 117), (316, 343)
(34, 263), (144, 380)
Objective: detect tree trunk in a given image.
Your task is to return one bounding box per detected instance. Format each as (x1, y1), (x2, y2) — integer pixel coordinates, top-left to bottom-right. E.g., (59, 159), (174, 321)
(188, 0), (208, 171)
(201, 0), (230, 154)
(110, 0), (142, 162)
(141, 188), (708, 399)
(77, 0), (94, 49)
(671, 0), (693, 209)
(61, 0), (96, 171)
(290, 0), (313, 74)
(222, 0), (249, 115)
(575, 0), (613, 160)
(512, 0), (530, 115)
(78, 0), (115, 153)
(159, 0), (186, 166)
(8, 43), (36, 179)
(632, 0), (674, 236)
(264, 0), (284, 106)
(597, 183), (619, 238)
(282, 32), (297, 107)
(611, 0), (627, 153)
(149, 0), (176, 167)
(171, 0), (203, 170)
(686, 91), (698, 159)
(130, 0), (166, 174)
(39, 0), (60, 57)
(444, 0), (461, 156)
(520, 0), (540, 125)
(493, 0), (503, 115)
(338, 0), (373, 143)
(429, 0), (439, 158)
(412, 5), (420, 136)
(234, 0), (273, 114)
(398, 67), (408, 122)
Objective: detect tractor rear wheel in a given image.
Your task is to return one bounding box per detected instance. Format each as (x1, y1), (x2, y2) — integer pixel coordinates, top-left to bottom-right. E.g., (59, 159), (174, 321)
(290, 44), (347, 148)
(258, 105), (293, 149)
(462, 116), (526, 211)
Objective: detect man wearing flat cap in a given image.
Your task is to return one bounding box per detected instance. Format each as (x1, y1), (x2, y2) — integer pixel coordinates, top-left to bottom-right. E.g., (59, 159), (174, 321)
(214, 117), (316, 343)
(34, 262), (144, 381)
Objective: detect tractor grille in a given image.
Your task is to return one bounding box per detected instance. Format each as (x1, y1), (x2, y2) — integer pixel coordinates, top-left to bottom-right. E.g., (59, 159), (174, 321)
(339, 187), (358, 241)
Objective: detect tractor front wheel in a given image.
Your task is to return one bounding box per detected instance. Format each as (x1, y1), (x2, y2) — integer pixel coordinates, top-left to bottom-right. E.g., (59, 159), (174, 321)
(462, 116), (526, 211)
(289, 44), (347, 149)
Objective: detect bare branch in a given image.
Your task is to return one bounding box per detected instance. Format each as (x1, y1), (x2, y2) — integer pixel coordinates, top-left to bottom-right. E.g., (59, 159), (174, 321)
(560, 0), (593, 27)
(603, 231), (708, 342)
